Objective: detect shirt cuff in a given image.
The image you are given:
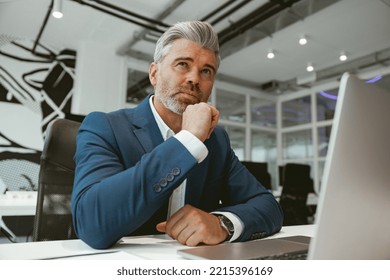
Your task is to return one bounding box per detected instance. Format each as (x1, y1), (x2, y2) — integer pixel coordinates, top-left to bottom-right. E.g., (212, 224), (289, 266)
(212, 211), (244, 242)
(174, 130), (208, 163)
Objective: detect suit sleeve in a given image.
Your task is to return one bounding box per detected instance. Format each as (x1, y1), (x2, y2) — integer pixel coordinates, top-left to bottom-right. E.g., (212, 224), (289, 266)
(71, 112), (198, 249)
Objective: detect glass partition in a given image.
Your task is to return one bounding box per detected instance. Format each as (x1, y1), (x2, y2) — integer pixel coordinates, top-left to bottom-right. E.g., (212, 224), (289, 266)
(316, 88), (338, 122)
(282, 129), (312, 159)
(251, 98), (276, 128)
(251, 130), (276, 162)
(251, 130), (277, 188)
(224, 126), (245, 160)
(317, 125), (332, 157)
(216, 90), (246, 123)
(282, 96), (311, 127)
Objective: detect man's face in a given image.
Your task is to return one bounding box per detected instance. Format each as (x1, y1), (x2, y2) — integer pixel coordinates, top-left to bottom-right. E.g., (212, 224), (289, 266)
(149, 38), (217, 115)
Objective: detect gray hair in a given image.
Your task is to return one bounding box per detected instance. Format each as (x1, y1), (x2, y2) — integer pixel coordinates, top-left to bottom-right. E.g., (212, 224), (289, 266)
(153, 21), (220, 69)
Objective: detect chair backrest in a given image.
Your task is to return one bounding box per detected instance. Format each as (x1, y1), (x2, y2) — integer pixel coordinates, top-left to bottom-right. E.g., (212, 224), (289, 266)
(32, 118), (81, 241)
(240, 161), (272, 190)
(281, 163), (314, 195)
(279, 163), (314, 225)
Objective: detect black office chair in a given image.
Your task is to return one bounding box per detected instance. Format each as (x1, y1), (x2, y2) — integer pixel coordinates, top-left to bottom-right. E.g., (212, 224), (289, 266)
(32, 118), (81, 241)
(241, 161), (272, 190)
(279, 163), (314, 226)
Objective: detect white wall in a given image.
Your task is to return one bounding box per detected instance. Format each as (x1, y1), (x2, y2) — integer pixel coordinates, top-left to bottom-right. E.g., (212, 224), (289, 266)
(71, 41), (128, 115)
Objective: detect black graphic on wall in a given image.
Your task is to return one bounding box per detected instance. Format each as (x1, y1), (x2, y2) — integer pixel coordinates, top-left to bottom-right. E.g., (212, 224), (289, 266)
(0, 35), (76, 192)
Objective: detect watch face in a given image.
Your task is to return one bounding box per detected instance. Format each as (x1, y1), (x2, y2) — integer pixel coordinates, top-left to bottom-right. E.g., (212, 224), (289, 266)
(220, 215), (234, 234)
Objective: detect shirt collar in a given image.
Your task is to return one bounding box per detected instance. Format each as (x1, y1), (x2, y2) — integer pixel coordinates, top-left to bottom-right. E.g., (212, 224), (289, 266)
(149, 95), (175, 140)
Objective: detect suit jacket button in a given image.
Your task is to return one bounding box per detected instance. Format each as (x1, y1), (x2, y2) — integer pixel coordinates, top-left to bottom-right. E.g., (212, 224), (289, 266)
(171, 167), (180, 176)
(166, 173), (174, 182)
(153, 184), (162, 193)
(159, 178), (168, 187)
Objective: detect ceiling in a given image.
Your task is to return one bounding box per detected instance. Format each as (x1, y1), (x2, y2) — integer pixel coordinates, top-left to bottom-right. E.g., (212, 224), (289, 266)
(1, 0), (390, 99)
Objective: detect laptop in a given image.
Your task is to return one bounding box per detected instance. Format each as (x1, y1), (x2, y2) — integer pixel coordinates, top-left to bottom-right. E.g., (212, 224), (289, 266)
(178, 73), (390, 260)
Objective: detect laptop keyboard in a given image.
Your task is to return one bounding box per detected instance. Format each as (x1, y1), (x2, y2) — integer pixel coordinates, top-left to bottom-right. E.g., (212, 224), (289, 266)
(251, 251), (308, 260)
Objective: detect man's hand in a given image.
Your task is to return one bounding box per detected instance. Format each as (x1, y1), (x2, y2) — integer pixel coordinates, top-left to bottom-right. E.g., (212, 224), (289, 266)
(181, 103), (219, 142)
(156, 204), (228, 246)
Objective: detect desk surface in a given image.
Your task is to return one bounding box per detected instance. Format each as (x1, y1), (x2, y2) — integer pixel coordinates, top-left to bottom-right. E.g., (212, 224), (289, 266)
(0, 191), (37, 216)
(0, 224), (315, 260)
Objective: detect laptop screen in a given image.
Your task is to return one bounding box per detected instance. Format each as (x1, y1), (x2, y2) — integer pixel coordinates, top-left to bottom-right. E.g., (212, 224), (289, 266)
(308, 73), (390, 259)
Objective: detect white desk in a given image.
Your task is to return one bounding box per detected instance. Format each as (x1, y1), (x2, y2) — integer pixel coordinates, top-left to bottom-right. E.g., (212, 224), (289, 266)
(0, 191), (37, 242)
(0, 191), (37, 216)
(0, 224), (315, 260)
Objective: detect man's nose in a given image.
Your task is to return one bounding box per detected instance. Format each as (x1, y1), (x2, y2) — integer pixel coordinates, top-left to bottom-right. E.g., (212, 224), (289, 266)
(186, 69), (200, 85)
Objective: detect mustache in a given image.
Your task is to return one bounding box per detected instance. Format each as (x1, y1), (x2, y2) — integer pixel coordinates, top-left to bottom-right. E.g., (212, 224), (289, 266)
(177, 84), (203, 95)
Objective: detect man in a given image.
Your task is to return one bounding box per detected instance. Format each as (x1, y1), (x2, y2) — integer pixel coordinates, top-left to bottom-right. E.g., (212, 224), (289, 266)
(71, 21), (283, 249)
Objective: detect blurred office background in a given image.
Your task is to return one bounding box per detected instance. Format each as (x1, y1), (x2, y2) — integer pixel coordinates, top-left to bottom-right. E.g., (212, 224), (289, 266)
(1, 0), (390, 239)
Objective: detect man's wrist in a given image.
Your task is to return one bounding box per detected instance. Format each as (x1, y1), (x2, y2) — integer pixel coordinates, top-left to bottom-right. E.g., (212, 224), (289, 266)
(214, 214), (234, 241)
(174, 130), (208, 163)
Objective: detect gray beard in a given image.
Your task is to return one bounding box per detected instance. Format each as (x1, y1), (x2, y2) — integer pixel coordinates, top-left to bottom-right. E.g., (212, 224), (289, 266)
(155, 93), (185, 116)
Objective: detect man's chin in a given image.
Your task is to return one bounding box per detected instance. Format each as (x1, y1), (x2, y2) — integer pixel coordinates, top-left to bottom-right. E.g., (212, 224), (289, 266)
(165, 102), (185, 115)
(158, 93), (199, 115)
(177, 92), (200, 104)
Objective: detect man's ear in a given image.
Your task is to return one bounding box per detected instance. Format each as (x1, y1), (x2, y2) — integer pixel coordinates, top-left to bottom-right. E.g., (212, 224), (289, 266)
(149, 62), (158, 86)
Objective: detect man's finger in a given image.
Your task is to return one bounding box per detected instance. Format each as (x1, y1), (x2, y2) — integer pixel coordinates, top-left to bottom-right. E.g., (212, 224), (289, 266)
(156, 221), (167, 232)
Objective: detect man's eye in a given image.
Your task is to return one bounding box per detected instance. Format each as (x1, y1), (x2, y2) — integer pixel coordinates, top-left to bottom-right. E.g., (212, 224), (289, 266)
(201, 68), (215, 78)
(177, 62), (188, 67)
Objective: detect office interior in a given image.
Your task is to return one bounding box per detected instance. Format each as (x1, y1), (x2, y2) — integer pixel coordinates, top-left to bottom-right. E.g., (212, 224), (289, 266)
(1, 0), (390, 244)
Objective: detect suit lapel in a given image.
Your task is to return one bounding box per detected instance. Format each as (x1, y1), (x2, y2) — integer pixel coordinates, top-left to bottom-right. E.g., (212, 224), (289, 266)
(130, 95), (164, 153)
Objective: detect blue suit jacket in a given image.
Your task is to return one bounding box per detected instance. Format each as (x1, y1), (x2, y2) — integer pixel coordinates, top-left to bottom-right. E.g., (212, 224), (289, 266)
(71, 96), (283, 249)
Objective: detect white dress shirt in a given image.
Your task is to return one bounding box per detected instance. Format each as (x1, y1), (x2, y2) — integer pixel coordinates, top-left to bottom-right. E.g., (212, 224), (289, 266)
(148, 96), (243, 241)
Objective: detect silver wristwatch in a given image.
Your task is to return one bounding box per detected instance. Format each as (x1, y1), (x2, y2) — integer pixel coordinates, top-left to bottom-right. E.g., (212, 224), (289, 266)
(215, 214), (234, 240)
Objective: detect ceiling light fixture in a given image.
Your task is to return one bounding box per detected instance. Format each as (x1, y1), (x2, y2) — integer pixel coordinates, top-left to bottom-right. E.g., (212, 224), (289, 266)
(267, 49), (275, 59)
(321, 75), (384, 100)
(306, 63), (314, 72)
(320, 90), (338, 100)
(339, 51), (348, 61)
(299, 35), (308, 46)
(365, 75), (383, 83)
(52, 0), (63, 19)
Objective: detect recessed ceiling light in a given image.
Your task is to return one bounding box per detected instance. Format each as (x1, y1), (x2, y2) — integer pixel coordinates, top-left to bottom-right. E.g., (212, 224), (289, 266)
(299, 35), (308, 46)
(339, 51), (348, 61)
(267, 49), (275, 59)
(306, 63), (314, 72)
